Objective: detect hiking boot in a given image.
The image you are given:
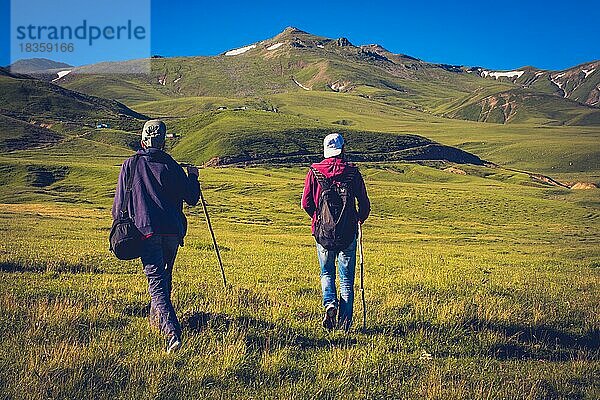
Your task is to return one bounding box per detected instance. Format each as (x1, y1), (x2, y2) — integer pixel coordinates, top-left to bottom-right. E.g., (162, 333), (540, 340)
(322, 304), (337, 331)
(166, 334), (182, 353)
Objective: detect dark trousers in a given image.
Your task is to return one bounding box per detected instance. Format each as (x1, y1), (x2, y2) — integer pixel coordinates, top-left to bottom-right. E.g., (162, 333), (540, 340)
(141, 235), (181, 337)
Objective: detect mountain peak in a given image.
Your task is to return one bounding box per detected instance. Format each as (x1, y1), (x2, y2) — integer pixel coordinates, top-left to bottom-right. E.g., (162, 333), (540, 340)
(336, 37), (353, 47)
(270, 26), (328, 45)
(9, 58), (72, 74)
(281, 26), (306, 35)
(360, 44), (389, 53)
(271, 26), (316, 42)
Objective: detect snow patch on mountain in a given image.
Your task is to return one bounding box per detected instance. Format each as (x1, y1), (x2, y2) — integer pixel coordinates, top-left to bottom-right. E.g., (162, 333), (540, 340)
(52, 70), (71, 82)
(550, 73), (567, 97)
(582, 69), (595, 78)
(328, 80), (351, 92)
(291, 76), (310, 91)
(480, 70), (524, 79)
(267, 42), (284, 50)
(225, 44), (256, 56)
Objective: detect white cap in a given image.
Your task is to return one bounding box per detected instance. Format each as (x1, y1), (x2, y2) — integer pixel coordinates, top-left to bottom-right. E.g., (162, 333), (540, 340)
(323, 133), (344, 158)
(141, 119), (167, 149)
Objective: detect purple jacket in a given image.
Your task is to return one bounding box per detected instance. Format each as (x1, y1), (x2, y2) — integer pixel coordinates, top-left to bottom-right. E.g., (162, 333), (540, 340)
(112, 148), (200, 240)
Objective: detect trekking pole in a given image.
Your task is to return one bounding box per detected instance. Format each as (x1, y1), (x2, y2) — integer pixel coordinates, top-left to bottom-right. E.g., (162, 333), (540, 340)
(199, 184), (227, 289)
(358, 223), (366, 331)
(181, 162), (227, 288)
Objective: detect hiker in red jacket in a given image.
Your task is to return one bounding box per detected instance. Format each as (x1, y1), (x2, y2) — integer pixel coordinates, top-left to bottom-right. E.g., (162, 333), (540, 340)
(301, 133), (370, 331)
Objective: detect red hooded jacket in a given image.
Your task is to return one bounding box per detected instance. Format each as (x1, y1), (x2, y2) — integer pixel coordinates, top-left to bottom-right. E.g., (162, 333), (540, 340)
(301, 157), (370, 234)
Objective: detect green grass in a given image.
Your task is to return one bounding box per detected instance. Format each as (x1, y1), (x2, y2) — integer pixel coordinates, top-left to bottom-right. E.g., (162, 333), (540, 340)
(0, 150), (598, 399)
(0, 114), (63, 151)
(168, 110), (455, 165)
(54, 35), (598, 130)
(61, 74), (170, 105)
(446, 88), (600, 125)
(130, 91), (600, 181)
(0, 75), (145, 130)
(1, 37), (599, 398)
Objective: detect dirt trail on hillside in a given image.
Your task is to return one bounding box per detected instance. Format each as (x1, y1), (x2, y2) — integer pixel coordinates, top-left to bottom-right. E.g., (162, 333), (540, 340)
(486, 163), (594, 190)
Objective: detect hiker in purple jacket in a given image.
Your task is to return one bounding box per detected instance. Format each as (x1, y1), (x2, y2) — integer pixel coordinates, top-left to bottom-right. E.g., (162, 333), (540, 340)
(301, 133), (370, 331)
(112, 119), (200, 353)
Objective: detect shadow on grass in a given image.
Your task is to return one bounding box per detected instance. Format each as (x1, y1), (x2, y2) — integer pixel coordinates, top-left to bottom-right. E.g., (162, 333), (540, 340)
(121, 296), (596, 362)
(365, 319), (599, 361)
(479, 321), (600, 360)
(122, 302), (150, 318)
(181, 311), (357, 350)
(0, 261), (102, 274)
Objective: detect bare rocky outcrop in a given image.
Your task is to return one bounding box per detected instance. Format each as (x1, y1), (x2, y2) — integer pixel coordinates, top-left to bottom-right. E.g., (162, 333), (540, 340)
(443, 167), (467, 175)
(570, 182), (598, 190)
(336, 37), (353, 47)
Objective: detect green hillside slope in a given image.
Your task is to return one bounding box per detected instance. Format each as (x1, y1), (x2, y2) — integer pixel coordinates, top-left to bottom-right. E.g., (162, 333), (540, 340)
(448, 88), (600, 125)
(0, 68), (147, 131)
(47, 28), (598, 127)
(0, 114), (63, 151)
(170, 110), (482, 166)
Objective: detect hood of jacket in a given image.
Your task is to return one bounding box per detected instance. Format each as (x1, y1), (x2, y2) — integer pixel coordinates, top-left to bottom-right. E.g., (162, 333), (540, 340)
(310, 156), (354, 179)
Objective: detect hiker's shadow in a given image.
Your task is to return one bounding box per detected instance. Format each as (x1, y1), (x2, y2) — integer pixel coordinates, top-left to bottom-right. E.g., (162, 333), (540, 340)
(475, 320), (600, 360)
(181, 311), (357, 349)
(181, 311), (276, 333)
(122, 303), (150, 318)
(363, 319), (600, 361)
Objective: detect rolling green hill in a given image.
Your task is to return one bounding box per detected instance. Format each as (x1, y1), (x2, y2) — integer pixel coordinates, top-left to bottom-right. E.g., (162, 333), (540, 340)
(0, 67), (149, 156)
(169, 110), (482, 166)
(0, 114), (62, 151)
(130, 90), (599, 181)
(0, 66), (485, 167)
(447, 88), (600, 125)
(3, 28), (599, 181)
(0, 67), (147, 133)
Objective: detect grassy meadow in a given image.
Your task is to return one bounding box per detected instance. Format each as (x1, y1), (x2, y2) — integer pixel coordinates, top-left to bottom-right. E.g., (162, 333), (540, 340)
(0, 146), (599, 398)
(2, 59), (600, 398)
(132, 92), (600, 182)
(2, 24), (599, 399)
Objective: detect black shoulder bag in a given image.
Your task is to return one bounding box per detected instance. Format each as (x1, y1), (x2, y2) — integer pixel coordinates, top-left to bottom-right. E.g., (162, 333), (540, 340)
(109, 155), (144, 260)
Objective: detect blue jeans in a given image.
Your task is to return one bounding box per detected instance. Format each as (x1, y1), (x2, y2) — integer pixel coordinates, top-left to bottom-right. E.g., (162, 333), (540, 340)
(141, 235), (181, 337)
(316, 237), (357, 331)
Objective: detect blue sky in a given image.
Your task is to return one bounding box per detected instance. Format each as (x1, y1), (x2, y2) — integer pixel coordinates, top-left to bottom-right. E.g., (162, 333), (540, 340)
(8, 0), (150, 68)
(1, 0), (598, 70)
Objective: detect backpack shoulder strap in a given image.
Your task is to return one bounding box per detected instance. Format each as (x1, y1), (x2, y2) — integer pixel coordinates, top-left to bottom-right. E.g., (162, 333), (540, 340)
(309, 166), (332, 190)
(341, 167), (357, 184)
(120, 155), (140, 217)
